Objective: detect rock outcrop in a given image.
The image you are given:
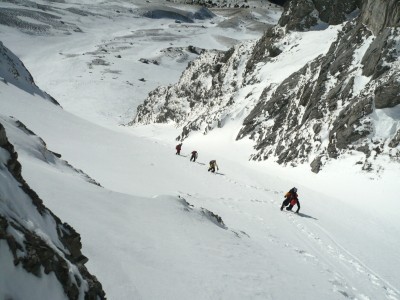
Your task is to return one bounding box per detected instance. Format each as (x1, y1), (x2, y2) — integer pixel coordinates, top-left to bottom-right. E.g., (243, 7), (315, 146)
(360, 0), (400, 35)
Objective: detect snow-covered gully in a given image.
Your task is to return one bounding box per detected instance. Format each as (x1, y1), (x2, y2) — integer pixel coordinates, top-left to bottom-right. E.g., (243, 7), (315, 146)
(1, 0), (399, 299)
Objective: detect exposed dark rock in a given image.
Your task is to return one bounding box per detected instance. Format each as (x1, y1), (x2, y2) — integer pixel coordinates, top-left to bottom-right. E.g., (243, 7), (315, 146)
(279, 0), (318, 31)
(88, 58), (109, 67)
(187, 45), (204, 55)
(310, 156), (323, 173)
(361, 28), (392, 78)
(389, 130), (400, 148)
(279, 0), (361, 31)
(143, 9), (194, 23)
(245, 26), (284, 74)
(0, 124), (46, 214)
(329, 97), (373, 151)
(374, 75), (400, 109)
(360, 0), (400, 35)
(201, 208), (227, 229)
(269, 0), (288, 6)
(139, 58), (159, 65)
(178, 196), (226, 229)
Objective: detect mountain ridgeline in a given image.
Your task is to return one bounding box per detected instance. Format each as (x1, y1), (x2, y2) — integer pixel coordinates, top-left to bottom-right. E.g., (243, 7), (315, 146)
(133, 0), (400, 172)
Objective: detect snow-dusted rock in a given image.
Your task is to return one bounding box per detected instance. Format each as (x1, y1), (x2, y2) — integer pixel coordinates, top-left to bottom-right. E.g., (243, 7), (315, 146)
(0, 121), (105, 300)
(133, 0), (400, 172)
(134, 42), (257, 139)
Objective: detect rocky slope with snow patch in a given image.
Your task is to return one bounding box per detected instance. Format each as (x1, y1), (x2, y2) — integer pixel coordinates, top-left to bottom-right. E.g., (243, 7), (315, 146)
(133, 0), (400, 173)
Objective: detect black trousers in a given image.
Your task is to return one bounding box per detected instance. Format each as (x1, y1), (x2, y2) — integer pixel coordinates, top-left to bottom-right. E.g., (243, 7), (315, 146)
(281, 199), (294, 210)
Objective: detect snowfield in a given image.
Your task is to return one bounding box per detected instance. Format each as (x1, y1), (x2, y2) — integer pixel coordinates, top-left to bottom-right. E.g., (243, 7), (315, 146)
(0, 0), (399, 299)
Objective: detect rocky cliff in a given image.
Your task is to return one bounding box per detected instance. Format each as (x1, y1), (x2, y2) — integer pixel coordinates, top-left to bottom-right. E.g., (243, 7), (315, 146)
(360, 0), (400, 35)
(0, 120), (106, 300)
(279, 0), (361, 31)
(133, 0), (400, 172)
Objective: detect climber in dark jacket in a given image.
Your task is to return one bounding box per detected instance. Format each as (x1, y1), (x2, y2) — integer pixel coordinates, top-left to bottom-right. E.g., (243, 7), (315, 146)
(281, 187), (300, 213)
(190, 150), (198, 162)
(176, 143), (182, 155)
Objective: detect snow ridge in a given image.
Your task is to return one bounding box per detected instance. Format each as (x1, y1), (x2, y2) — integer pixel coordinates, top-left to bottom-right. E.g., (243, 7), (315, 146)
(0, 41), (59, 105)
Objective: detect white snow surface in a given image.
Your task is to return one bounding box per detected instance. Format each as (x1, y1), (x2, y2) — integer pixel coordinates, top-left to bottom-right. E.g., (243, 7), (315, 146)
(1, 1), (399, 299)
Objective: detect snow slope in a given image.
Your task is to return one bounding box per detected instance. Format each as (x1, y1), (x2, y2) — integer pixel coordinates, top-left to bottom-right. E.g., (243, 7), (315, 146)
(1, 55), (399, 300)
(1, 1), (399, 299)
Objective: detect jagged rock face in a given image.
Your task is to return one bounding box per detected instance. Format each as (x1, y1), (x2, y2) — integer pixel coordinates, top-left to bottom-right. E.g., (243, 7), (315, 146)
(245, 0), (361, 70)
(133, 0), (400, 172)
(240, 21), (400, 172)
(245, 26), (285, 75)
(279, 0), (361, 31)
(134, 43), (258, 139)
(278, 0), (399, 33)
(0, 122), (105, 299)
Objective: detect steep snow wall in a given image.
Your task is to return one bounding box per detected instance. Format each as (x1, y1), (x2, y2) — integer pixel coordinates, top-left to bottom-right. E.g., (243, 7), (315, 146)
(133, 0), (400, 173)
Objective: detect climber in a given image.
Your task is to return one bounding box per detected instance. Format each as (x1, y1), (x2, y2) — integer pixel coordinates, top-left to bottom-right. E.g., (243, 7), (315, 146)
(176, 143), (182, 155)
(280, 187), (300, 213)
(190, 150), (198, 162)
(208, 160), (219, 173)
